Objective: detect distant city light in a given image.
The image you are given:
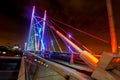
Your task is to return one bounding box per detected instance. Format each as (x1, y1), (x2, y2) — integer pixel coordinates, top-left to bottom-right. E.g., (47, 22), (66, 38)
(2, 52), (6, 54)
(13, 46), (19, 49)
(13, 45), (21, 50)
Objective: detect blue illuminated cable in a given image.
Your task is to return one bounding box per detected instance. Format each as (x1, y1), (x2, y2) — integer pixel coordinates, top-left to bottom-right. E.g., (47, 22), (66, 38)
(48, 19), (73, 52)
(34, 15), (46, 51)
(47, 27), (56, 51)
(47, 18), (74, 53)
(47, 22), (63, 52)
(47, 17), (93, 53)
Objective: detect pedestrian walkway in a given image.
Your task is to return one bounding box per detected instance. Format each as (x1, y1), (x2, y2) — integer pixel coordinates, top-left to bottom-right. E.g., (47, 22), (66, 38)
(26, 53), (94, 80)
(51, 59), (93, 73)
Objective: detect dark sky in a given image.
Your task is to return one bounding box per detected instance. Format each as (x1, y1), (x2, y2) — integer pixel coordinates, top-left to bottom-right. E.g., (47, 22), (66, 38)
(0, 0), (120, 53)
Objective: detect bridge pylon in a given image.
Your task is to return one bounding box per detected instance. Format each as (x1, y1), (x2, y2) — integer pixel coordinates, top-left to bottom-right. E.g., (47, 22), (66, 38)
(26, 6), (47, 52)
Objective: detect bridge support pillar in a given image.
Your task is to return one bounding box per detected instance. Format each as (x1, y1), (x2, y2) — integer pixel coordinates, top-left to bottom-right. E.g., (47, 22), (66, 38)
(91, 52), (120, 80)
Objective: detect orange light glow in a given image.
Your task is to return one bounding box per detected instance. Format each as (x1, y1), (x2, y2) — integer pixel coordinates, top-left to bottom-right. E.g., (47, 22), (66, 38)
(106, 0), (117, 53)
(80, 51), (98, 68)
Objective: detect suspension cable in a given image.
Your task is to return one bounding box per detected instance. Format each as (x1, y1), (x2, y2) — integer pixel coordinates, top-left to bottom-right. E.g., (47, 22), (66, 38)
(48, 16), (109, 44)
(47, 18), (74, 53)
(47, 22), (63, 52)
(48, 18), (93, 53)
(46, 25), (56, 51)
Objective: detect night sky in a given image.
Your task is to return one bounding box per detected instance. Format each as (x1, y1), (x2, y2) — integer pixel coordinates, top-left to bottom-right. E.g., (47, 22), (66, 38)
(0, 0), (120, 53)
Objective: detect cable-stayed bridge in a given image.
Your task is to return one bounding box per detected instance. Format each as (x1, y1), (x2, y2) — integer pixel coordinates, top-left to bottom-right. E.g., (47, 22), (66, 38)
(24, 1), (120, 79)
(0, 0), (120, 80)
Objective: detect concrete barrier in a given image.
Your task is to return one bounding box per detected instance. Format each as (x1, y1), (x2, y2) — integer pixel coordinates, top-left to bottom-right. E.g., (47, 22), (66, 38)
(18, 57), (25, 80)
(91, 52), (120, 80)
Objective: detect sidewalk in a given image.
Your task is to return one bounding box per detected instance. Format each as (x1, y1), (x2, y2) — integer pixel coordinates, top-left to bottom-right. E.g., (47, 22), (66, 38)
(49, 59), (93, 76)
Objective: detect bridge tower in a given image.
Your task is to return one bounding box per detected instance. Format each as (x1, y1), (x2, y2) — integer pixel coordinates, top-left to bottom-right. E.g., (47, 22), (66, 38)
(26, 6), (46, 51)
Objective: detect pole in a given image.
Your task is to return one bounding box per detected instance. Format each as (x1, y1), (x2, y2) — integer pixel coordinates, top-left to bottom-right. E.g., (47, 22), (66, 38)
(106, 0), (118, 53)
(27, 6), (35, 51)
(41, 10), (47, 50)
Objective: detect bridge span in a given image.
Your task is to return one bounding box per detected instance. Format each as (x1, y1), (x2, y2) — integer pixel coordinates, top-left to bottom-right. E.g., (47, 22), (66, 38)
(0, 0), (120, 80)
(24, 0), (120, 79)
(24, 51), (94, 80)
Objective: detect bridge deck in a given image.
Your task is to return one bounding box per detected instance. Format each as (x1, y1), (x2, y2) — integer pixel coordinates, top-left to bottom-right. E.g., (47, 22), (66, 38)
(26, 53), (94, 80)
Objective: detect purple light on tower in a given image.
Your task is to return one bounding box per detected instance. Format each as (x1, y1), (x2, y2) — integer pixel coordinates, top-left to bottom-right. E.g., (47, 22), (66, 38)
(41, 10), (47, 51)
(26, 6), (35, 51)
